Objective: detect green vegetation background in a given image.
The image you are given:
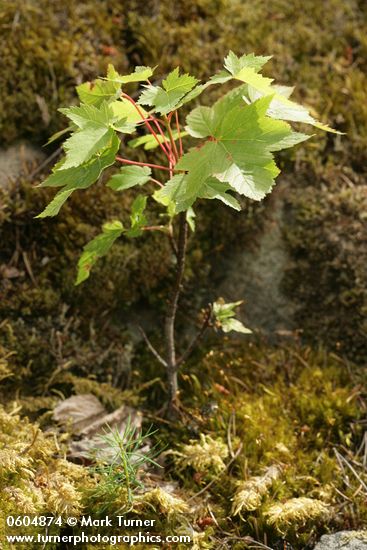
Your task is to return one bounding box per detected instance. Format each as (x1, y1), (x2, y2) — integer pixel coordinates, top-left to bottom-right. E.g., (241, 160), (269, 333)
(0, 1), (366, 549)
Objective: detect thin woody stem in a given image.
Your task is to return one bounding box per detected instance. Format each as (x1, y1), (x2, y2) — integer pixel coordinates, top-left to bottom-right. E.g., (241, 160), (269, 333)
(176, 306), (212, 368)
(151, 118), (175, 161)
(164, 211), (188, 407)
(115, 157), (172, 172)
(138, 326), (167, 368)
(150, 177), (164, 187)
(142, 225), (168, 232)
(165, 114), (179, 161)
(175, 110), (183, 157)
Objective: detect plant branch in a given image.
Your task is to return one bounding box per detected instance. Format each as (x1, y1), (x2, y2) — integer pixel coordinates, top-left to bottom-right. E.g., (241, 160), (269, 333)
(121, 93), (172, 160)
(175, 110), (183, 157)
(164, 114), (179, 161)
(142, 225), (168, 232)
(138, 325), (167, 368)
(176, 306), (212, 368)
(164, 211), (188, 405)
(115, 157), (172, 172)
(150, 177), (164, 187)
(167, 224), (178, 259)
(151, 118), (175, 162)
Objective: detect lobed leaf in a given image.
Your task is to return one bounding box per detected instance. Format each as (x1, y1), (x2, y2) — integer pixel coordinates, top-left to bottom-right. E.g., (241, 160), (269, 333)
(77, 79), (120, 107)
(62, 126), (115, 169)
(224, 51), (272, 75)
(126, 195), (148, 238)
(138, 68), (198, 115)
(37, 134), (120, 217)
(178, 95), (301, 206)
(59, 102), (113, 129)
(213, 299), (252, 334)
(76, 220), (124, 285)
(107, 166), (151, 191)
(210, 52), (340, 133)
(106, 64), (155, 84)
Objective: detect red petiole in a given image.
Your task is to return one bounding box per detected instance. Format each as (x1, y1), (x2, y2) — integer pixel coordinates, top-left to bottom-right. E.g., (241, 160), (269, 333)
(116, 156), (172, 172)
(121, 93), (173, 161)
(175, 110), (183, 158)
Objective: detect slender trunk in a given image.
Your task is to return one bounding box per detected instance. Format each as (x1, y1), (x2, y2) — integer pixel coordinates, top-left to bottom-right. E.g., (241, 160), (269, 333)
(164, 211), (188, 409)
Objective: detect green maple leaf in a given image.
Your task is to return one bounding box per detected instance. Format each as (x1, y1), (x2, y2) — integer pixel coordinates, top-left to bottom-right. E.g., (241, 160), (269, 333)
(126, 195), (148, 238)
(110, 99), (148, 133)
(59, 102), (113, 129)
(37, 135), (119, 217)
(178, 95), (303, 205)
(107, 166), (151, 191)
(154, 174), (240, 213)
(62, 126), (115, 169)
(59, 100), (141, 169)
(76, 220), (124, 285)
(106, 64), (155, 84)
(153, 174), (190, 212)
(200, 177), (241, 210)
(213, 299), (252, 334)
(224, 51), (272, 74)
(209, 52), (339, 133)
(77, 79), (121, 107)
(60, 98), (145, 147)
(138, 68), (198, 114)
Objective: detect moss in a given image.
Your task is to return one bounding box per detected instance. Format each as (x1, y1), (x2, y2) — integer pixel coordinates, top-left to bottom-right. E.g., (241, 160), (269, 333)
(144, 340), (366, 548)
(0, 405), (92, 544)
(0, 340), (365, 548)
(121, 0), (367, 356)
(283, 179), (367, 361)
(3, 0), (366, 356)
(0, 0), (127, 144)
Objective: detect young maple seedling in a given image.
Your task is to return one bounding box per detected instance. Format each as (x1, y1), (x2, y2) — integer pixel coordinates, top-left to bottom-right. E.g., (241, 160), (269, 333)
(37, 52), (337, 415)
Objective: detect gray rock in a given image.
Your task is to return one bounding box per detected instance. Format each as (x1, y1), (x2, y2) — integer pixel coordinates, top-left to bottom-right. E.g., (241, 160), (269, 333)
(0, 141), (46, 190)
(216, 186), (297, 335)
(314, 531), (367, 550)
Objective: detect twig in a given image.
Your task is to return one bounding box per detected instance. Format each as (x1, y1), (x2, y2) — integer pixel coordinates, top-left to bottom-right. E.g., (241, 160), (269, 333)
(164, 212), (188, 405)
(121, 93), (172, 160)
(334, 448), (367, 493)
(176, 306), (212, 368)
(150, 177), (164, 187)
(138, 325), (167, 368)
(175, 110), (183, 157)
(29, 147), (62, 179)
(167, 224), (178, 259)
(227, 411), (235, 459)
(142, 225), (168, 232)
(164, 114), (179, 161)
(22, 251), (37, 286)
(188, 442), (243, 502)
(115, 157), (172, 172)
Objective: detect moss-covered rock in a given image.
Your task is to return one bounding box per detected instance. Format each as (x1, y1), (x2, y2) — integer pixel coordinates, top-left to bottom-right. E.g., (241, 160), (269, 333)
(283, 172), (367, 361)
(1, 340), (365, 549)
(2, 0), (366, 357)
(0, 0), (127, 144)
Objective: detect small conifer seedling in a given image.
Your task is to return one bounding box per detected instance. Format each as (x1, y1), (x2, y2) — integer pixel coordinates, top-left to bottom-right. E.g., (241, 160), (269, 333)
(37, 52), (337, 415)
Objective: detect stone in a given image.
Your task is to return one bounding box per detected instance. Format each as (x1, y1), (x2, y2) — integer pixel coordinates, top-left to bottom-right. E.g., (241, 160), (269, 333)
(314, 531), (367, 550)
(0, 141), (46, 190)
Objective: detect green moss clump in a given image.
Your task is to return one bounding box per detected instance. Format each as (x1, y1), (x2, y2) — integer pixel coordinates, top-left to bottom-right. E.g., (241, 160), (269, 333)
(147, 340), (366, 549)
(122, 0), (367, 355)
(0, 0), (127, 144)
(283, 180), (367, 361)
(0, 405), (92, 544)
